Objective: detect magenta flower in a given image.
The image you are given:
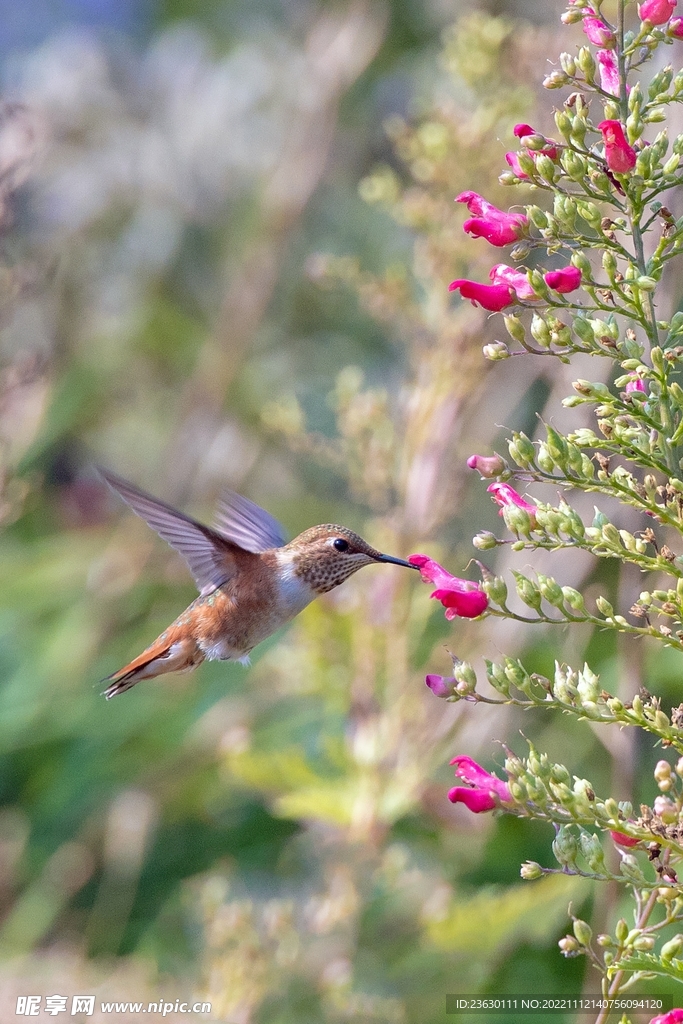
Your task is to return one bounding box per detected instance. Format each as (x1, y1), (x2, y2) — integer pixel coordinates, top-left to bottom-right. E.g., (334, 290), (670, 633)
(466, 453), (506, 477)
(455, 191), (528, 246)
(638, 0), (677, 24)
(610, 830), (640, 847)
(425, 674), (455, 698)
(490, 263), (537, 300)
(487, 482), (537, 524)
(669, 16), (683, 34)
(544, 266), (582, 293)
(408, 554), (489, 619)
(505, 151), (529, 178)
(625, 378), (647, 394)
(598, 120), (637, 173)
(597, 49), (620, 96)
(448, 279), (515, 312)
(649, 1010), (683, 1024)
(448, 755), (512, 812)
(583, 8), (616, 46)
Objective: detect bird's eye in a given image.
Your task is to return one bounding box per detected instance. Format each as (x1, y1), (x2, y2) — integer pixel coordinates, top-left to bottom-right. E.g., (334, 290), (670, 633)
(333, 538), (350, 552)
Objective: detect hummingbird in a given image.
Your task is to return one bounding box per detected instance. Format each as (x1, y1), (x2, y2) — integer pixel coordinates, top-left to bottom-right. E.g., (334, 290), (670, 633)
(99, 469), (417, 698)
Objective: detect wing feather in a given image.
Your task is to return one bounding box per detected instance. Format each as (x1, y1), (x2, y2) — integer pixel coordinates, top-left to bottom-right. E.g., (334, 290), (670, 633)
(99, 469), (239, 594)
(213, 489), (287, 553)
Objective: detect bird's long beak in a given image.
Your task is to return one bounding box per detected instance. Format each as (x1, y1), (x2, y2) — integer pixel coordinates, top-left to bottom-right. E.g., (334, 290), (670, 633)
(376, 553), (419, 569)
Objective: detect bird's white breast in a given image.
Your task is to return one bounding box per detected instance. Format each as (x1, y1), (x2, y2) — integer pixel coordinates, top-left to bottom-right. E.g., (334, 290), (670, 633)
(273, 551), (317, 616)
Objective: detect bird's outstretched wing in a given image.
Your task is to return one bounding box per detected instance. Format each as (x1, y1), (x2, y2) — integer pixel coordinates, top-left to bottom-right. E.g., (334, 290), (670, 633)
(213, 489), (287, 553)
(99, 468), (243, 595)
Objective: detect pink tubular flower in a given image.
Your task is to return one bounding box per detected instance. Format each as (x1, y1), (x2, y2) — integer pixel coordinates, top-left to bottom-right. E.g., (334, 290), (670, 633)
(490, 264), (538, 300)
(467, 453), (506, 477)
(425, 674), (455, 698)
(544, 265), (582, 293)
(487, 482), (537, 522)
(455, 191), (528, 246)
(649, 1010), (683, 1024)
(610, 830), (640, 847)
(448, 755), (512, 811)
(669, 16), (683, 35)
(448, 279), (515, 312)
(625, 378), (647, 394)
(638, 0), (677, 24)
(598, 120), (637, 173)
(408, 554), (489, 619)
(583, 8), (616, 46)
(597, 49), (620, 96)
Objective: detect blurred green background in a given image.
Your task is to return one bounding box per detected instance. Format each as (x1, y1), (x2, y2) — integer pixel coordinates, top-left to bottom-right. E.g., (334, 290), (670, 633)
(0, 0), (680, 1021)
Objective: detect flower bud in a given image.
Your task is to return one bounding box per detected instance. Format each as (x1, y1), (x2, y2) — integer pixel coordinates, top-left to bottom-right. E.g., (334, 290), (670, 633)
(515, 575), (542, 610)
(577, 47), (596, 82)
(559, 936), (580, 955)
(619, 853), (646, 883)
(483, 342), (510, 361)
(654, 795), (678, 823)
(504, 315), (526, 344)
(597, 934), (613, 948)
(562, 587), (585, 611)
(453, 660), (477, 695)
(544, 71), (570, 89)
(655, 759), (673, 785)
(483, 575), (508, 605)
(553, 827), (578, 866)
(520, 861), (544, 880)
(579, 832), (606, 872)
(596, 596), (615, 617)
(467, 453), (507, 477)
(573, 919), (592, 947)
(473, 531), (498, 551)
(615, 919), (629, 943)
(661, 935), (683, 961)
(633, 935), (655, 951)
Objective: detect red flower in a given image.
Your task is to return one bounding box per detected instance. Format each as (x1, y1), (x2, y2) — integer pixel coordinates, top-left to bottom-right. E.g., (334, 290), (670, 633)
(597, 49), (620, 96)
(583, 8), (616, 46)
(598, 120), (636, 173)
(490, 263), (537, 300)
(455, 191), (529, 246)
(408, 554), (489, 619)
(625, 378), (647, 394)
(544, 266), (582, 293)
(638, 0), (677, 24)
(649, 1010), (683, 1024)
(669, 16), (683, 35)
(610, 830), (640, 847)
(448, 279), (515, 312)
(448, 755), (512, 811)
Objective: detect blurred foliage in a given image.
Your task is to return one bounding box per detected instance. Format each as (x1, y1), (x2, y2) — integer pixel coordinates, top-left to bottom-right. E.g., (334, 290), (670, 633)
(0, 0), (667, 1021)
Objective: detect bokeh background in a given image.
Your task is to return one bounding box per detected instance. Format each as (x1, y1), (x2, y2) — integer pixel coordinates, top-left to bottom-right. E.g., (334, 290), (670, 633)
(1, 0), (682, 1021)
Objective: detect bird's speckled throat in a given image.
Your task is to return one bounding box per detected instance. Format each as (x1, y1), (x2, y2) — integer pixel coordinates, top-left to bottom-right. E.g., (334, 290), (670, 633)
(278, 524), (382, 594)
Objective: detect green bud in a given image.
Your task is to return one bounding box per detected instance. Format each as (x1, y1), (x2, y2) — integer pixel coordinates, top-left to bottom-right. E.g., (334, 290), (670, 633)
(571, 115), (587, 145)
(483, 575), (508, 605)
(576, 46), (596, 82)
(538, 575), (564, 607)
(559, 935), (580, 955)
(473, 531), (497, 551)
(573, 919), (593, 947)
(453, 661), (477, 694)
(596, 934), (613, 948)
(535, 153), (557, 183)
(570, 251), (592, 279)
(509, 431), (535, 467)
(596, 596), (615, 618)
(633, 935), (655, 951)
(483, 342), (510, 361)
(615, 918), (629, 943)
(559, 50), (578, 74)
(527, 205), (548, 229)
(661, 935), (683, 962)
(579, 832), (606, 872)
(545, 425), (568, 464)
(553, 826), (578, 866)
(573, 317), (595, 345)
(554, 109), (573, 137)
(504, 315), (526, 344)
(536, 444), (555, 473)
(635, 276), (657, 292)
(663, 153), (680, 175)
(530, 314), (551, 348)
(620, 854), (646, 883)
(562, 587), (585, 611)
(561, 149), (587, 181)
(602, 250), (618, 282)
(520, 861), (544, 880)
(515, 574), (542, 610)
(485, 659), (510, 696)
(516, 151), (537, 177)
(576, 201), (602, 229)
